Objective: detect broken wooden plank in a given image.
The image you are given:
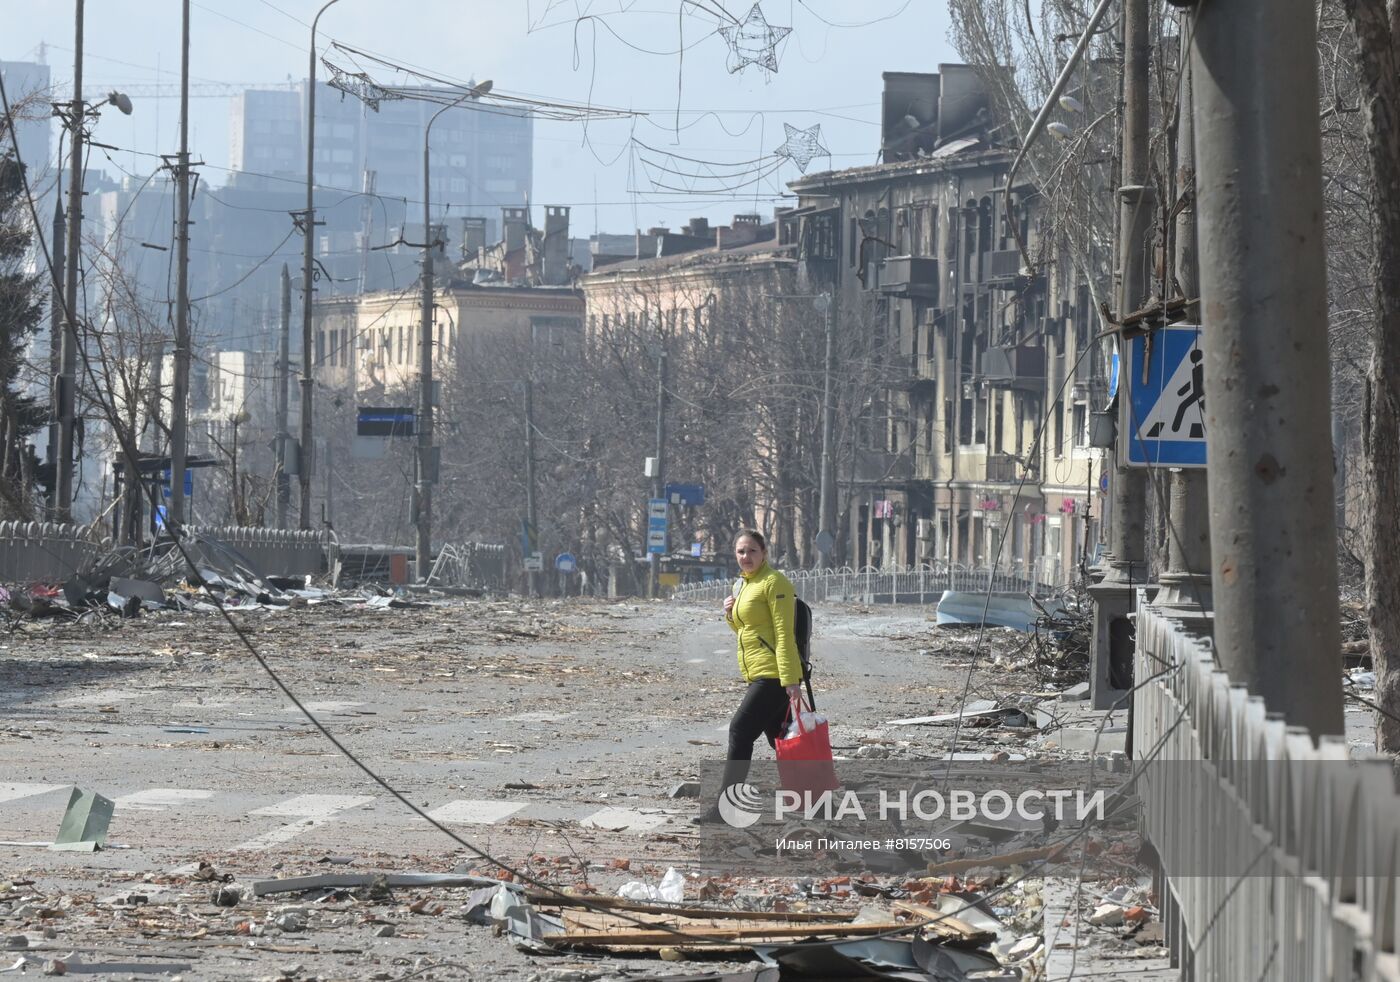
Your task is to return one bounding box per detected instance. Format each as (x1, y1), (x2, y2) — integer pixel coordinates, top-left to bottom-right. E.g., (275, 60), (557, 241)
(546, 919), (907, 946)
(889, 900), (997, 945)
(925, 842), (1069, 876)
(526, 890), (853, 922)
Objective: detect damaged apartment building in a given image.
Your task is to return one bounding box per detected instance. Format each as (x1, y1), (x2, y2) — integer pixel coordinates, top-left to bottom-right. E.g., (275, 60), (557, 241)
(314, 206), (584, 400)
(786, 67), (1105, 584)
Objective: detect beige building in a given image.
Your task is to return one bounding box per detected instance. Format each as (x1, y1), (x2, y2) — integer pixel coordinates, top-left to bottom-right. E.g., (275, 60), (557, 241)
(314, 282), (583, 399)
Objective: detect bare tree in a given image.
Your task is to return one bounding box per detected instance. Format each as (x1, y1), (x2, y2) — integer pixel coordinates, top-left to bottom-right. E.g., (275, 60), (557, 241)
(1338, 0), (1400, 751)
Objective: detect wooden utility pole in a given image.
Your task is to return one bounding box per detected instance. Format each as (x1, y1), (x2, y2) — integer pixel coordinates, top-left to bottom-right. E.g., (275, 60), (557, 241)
(524, 380), (538, 598)
(276, 265), (291, 529)
(168, 0), (193, 528)
(56, 0), (85, 522)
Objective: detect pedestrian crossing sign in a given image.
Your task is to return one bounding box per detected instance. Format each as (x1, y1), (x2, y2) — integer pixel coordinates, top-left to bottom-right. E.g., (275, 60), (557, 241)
(1124, 325), (1207, 468)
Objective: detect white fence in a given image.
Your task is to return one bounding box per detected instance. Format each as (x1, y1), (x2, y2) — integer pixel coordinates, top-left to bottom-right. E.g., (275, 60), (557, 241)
(1134, 600), (1400, 981)
(671, 564), (1067, 605)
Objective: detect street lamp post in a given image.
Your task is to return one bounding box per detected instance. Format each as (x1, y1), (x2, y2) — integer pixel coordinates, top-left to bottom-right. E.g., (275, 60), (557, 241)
(416, 80), (492, 581)
(299, 0), (343, 530)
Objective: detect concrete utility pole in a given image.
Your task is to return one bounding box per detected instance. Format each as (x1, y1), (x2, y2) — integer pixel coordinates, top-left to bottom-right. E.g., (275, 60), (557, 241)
(1190, 0), (1343, 736)
(300, 0), (343, 529)
(1155, 28), (1212, 617)
(415, 80), (490, 581)
(56, 0), (85, 523)
(276, 265), (291, 529)
(1089, 0), (1152, 709)
(817, 292), (837, 568)
(46, 200), (64, 518)
(523, 380), (538, 598)
(649, 348), (668, 599)
(168, 0), (193, 528)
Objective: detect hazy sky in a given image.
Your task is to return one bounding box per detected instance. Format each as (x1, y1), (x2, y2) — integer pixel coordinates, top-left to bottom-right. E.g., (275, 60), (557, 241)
(8, 1), (957, 234)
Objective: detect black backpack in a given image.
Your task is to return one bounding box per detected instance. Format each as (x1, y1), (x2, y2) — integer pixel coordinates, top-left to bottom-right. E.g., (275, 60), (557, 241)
(756, 595), (816, 708)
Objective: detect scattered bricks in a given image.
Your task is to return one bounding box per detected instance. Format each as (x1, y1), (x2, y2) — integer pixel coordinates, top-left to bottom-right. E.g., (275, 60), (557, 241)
(41, 958), (66, 976)
(1124, 905), (1151, 923)
(608, 859), (631, 871)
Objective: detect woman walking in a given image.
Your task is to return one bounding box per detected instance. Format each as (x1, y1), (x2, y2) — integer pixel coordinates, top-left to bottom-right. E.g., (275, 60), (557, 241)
(695, 529), (803, 823)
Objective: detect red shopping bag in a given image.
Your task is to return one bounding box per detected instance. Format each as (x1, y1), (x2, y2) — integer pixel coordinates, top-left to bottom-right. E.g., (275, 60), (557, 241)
(775, 692), (841, 796)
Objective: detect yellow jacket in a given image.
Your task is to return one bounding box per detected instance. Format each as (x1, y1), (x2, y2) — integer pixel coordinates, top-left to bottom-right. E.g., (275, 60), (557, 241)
(726, 562), (804, 686)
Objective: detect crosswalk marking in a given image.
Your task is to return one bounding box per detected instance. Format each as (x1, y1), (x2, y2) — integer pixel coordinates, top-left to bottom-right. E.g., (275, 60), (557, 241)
(284, 701), (365, 713)
(0, 783), (65, 804)
(580, 807), (670, 833)
(55, 689), (139, 708)
(249, 794), (375, 818)
(428, 799), (527, 825)
(113, 789), (214, 811)
(2, 785), (676, 845)
(232, 818), (334, 852)
(233, 794), (376, 852)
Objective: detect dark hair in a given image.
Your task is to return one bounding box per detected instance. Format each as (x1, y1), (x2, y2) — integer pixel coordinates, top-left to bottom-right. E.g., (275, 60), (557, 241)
(734, 528), (767, 551)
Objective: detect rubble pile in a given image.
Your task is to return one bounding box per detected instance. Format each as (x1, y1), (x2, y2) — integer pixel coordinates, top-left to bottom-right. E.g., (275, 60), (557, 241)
(1, 850), (1170, 980)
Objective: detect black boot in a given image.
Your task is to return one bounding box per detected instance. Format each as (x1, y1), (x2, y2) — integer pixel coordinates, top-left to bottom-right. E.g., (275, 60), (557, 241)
(690, 803), (725, 825)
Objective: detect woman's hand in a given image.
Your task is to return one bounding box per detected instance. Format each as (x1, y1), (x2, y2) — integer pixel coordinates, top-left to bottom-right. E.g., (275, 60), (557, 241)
(723, 595), (736, 618)
(785, 683), (801, 697)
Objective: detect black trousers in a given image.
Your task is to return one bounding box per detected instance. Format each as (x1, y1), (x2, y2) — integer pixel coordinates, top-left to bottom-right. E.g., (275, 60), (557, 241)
(721, 678), (790, 789)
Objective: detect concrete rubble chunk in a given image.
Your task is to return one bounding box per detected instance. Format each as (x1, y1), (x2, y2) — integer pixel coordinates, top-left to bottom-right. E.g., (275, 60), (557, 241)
(1059, 682), (1090, 702)
(1088, 903), (1126, 926)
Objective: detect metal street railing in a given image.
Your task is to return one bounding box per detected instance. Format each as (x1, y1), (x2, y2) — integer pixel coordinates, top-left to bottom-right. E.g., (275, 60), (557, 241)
(1134, 600), (1400, 981)
(671, 563), (1066, 605)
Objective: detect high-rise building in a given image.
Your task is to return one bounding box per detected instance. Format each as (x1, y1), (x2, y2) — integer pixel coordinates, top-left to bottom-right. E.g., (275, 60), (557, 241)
(0, 60), (55, 223)
(229, 81), (533, 234)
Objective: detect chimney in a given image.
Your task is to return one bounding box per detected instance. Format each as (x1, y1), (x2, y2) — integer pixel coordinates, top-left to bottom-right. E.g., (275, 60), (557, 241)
(502, 207), (529, 282)
(461, 216), (488, 261)
(686, 217), (710, 238)
(542, 206), (570, 285)
(717, 213), (763, 249)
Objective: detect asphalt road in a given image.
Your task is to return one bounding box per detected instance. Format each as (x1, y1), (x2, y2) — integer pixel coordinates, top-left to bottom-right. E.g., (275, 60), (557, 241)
(3, 596), (1021, 979)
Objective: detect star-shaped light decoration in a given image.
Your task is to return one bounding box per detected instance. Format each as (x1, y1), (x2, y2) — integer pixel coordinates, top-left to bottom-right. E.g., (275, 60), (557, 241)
(719, 3), (792, 74)
(773, 122), (828, 173)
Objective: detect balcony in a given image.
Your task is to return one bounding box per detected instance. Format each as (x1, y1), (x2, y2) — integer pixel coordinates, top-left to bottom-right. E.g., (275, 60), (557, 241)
(985, 249), (1024, 287)
(985, 453), (1033, 483)
(853, 449), (914, 485)
(981, 344), (1046, 392)
(888, 354), (938, 393)
(879, 255), (940, 301)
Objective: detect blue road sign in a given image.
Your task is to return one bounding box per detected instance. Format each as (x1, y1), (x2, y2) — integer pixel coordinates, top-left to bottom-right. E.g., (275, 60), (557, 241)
(555, 552), (577, 574)
(1108, 346), (1121, 401)
(690, 542), (703, 558)
(1125, 325), (1207, 468)
(160, 468), (193, 498)
(665, 483), (705, 506)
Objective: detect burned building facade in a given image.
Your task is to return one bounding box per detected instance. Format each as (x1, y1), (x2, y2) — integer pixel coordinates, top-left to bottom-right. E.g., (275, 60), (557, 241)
(787, 67), (1104, 583)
